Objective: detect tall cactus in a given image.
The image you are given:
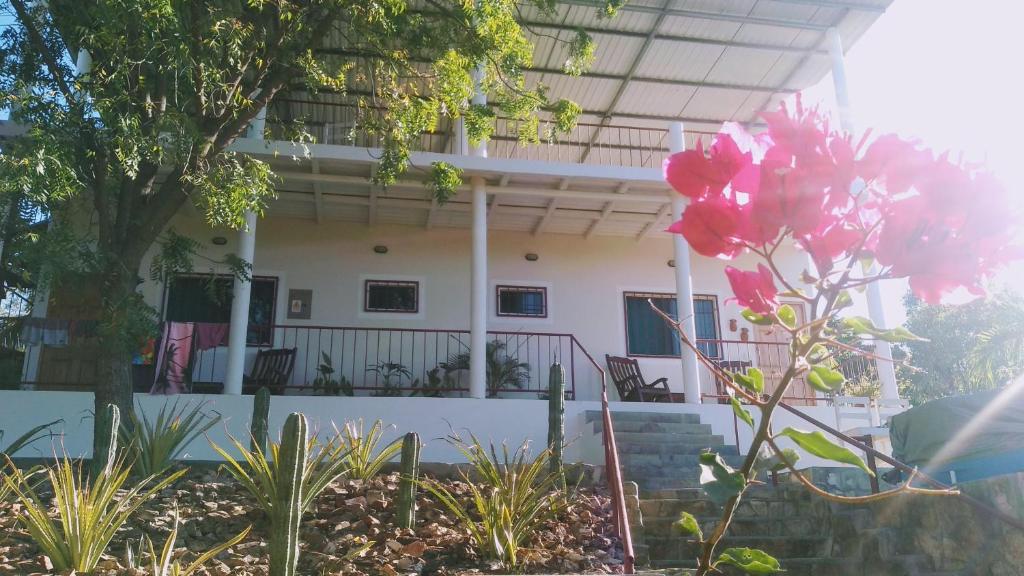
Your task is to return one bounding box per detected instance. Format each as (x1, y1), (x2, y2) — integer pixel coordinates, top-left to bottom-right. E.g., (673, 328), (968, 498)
(250, 387), (271, 454)
(270, 412), (307, 576)
(396, 432), (421, 530)
(91, 403), (120, 478)
(547, 362), (565, 477)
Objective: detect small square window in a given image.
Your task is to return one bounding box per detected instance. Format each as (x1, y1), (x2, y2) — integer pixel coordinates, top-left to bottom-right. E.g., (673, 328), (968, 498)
(364, 280), (419, 313)
(496, 285), (547, 318)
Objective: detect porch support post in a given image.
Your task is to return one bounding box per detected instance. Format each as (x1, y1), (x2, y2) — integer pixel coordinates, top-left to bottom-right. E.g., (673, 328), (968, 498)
(827, 27), (900, 401)
(223, 107), (266, 395)
(669, 122), (702, 404)
(468, 63), (488, 399)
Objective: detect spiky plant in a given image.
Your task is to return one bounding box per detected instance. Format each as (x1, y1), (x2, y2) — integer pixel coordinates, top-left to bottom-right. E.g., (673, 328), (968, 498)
(210, 421), (351, 516)
(2, 453), (186, 573)
(0, 420), (61, 501)
(126, 505), (251, 576)
(419, 433), (566, 571)
(122, 400), (220, 477)
(339, 419), (402, 482)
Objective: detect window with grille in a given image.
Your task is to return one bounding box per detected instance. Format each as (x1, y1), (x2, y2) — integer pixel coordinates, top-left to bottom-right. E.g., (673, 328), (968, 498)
(164, 274), (277, 346)
(623, 292), (720, 357)
(496, 285), (547, 318)
(364, 280), (419, 313)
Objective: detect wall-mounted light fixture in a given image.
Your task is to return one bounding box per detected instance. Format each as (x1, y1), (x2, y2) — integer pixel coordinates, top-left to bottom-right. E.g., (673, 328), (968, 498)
(212, 236), (228, 246)
(373, 245), (389, 254)
(524, 253), (539, 262)
(667, 259), (676, 268)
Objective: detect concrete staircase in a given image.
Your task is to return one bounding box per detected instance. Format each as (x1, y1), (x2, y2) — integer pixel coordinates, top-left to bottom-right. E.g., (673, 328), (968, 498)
(587, 410), (965, 576)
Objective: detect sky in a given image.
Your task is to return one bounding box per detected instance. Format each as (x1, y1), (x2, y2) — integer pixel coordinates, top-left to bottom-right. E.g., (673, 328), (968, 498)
(797, 0), (1024, 325)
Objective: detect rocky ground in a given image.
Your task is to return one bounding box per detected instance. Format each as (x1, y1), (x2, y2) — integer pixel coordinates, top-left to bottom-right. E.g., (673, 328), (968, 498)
(0, 469), (624, 575)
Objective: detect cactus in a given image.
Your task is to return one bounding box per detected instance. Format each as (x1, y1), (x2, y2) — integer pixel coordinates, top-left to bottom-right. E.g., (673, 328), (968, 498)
(396, 432), (421, 530)
(269, 412), (307, 576)
(250, 387), (271, 454)
(547, 363), (565, 477)
(91, 403), (120, 478)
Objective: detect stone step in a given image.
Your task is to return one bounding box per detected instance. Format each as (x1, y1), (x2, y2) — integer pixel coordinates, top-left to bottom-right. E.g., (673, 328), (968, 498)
(585, 410), (703, 424)
(616, 439), (735, 457)
(595, 420), (714, 435)
(639, 492), (821, 518)
(633, 476), (704, 491)
(640, 484), (810, 501)
(645, 535), (830, 562)
(619, 452), (745, 468)
(614, 431), (727, 446)
(641, 514), (827, 538)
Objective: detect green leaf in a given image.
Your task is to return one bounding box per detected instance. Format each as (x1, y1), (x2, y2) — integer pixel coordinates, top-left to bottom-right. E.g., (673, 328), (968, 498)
(777, 304), (797, 328)
(754, 447), (800, 473)
(730, 397), (754, 430)
(806, 343), (829, 364)
(842, 316), (926, 342)
(806, 365), (846, 393)
(715, 547), (782, 574)
(671, 511), (702, 540)
(732, 368), (764, 394)
(835, 290), (854, 310)
(741, 309), (774, 326)
(699, 452), (746, 506)
(778, 428), (874, 476)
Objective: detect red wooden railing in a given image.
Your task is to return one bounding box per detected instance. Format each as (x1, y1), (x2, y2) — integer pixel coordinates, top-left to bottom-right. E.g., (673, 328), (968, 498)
(596, 362), (636, 573)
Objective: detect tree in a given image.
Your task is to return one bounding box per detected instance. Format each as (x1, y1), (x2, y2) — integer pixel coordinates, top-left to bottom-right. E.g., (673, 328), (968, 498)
(897, 292), (1024, 405)
(0, 0), (610, 444)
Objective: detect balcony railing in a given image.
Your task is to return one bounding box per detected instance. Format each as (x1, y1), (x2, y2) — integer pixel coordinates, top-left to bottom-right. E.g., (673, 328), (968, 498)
(4, 320), (605, 401)
(695, 338), (879, 406)
(267, 98), (687, 169)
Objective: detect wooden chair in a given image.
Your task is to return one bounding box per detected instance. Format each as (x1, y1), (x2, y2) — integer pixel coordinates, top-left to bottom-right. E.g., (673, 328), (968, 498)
(713, 359), (753, 403)
(243, 347), (297, 395)
(605, 355), (673, 402)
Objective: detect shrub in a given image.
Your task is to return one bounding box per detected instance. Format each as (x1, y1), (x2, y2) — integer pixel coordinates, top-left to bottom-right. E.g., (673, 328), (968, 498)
(420, 434), (566, 571)
(122, 400), (220, 477)
(340, 419), (402, 482)
(1, 453), (185, 573)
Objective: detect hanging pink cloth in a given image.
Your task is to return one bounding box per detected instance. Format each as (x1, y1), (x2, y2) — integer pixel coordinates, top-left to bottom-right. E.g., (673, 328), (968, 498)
(194, 322), (230, 351)
(152, 322), (195, 395)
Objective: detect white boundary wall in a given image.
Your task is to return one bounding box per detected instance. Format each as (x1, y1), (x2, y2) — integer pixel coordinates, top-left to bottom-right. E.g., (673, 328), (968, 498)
(0, 391), (860, 469)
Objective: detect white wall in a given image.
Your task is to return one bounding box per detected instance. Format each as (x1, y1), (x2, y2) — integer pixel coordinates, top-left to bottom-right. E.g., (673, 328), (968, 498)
(138, 212), (811, 401)
(0, 391), (856, 469)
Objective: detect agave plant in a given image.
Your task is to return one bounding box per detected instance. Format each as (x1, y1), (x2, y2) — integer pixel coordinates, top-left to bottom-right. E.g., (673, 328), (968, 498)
(419, 433), (566, 571)
(122, 400), (220, 477)
(2, 453), (186, 573)
(339, 419), (402, 481)
(443, 340), (530, 397)
(210, 427), (351, 515)
(125, 505), (251, 576)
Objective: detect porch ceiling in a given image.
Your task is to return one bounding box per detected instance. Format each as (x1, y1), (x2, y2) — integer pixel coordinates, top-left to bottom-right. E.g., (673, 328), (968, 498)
(259, 152), (677, 239)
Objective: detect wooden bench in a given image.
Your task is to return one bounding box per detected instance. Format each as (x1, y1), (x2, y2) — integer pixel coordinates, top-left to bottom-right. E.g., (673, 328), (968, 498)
(605, 355), (673, 402)
(243, 347), (297, 395)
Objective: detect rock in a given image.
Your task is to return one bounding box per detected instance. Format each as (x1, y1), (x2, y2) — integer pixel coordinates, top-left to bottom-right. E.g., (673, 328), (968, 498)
(402, 541), (428, 557)
(385, 539), (404, 553)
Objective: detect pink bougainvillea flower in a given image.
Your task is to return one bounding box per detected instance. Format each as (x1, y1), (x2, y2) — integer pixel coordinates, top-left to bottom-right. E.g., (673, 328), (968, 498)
(798, 222), (863, 275)
(725, 264), (779, 314)
(663, 134), (752, 199)
(857, 134), (933, 194)
(666, 195), (745, 258)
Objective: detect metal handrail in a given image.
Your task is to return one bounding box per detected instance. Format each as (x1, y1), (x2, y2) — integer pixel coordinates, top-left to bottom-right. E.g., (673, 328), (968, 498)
(777, 401), (1024, 532)
(599, 366), (635, 574)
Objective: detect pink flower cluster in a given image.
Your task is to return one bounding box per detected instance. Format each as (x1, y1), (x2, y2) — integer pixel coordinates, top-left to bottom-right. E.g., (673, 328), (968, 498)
(664, 99), (1020, 306)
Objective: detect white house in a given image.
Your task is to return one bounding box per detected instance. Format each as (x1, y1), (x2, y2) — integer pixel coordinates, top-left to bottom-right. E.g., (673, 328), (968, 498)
(2, 0), (903, 465)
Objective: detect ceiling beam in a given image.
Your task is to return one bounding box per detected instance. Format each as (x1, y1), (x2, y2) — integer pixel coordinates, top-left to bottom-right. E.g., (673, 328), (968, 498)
(585, 201), (615, 239)
(554, 0), (832, 31)
(533, 199), (559, 235)
(768, 0), (886, 12)
(636, 204), (671, 241)
(580, 1), (671, 163)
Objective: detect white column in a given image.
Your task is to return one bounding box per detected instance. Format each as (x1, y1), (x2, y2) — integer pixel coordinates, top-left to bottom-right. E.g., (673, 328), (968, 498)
(468, 63), (488, 399)
(669, 123), (702, 404)
(827, 27), (900, 401)
(223, 110), (265, 395)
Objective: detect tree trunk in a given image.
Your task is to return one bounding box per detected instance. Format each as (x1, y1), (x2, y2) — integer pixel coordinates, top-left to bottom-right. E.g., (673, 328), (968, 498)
(92, 262), (142, 457)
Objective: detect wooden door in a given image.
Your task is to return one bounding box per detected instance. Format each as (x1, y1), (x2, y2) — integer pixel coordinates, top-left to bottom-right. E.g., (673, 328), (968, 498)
(754, 303), (816, 406)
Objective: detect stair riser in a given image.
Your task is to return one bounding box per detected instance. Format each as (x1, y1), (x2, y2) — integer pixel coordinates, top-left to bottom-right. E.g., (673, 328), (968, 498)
(595, 421), (714, 435)
(586, 411), (703, 424)
(619, 453), (744, 467)
(616, 441), (734, 456)
(646, 537), (828, 561)
(640, 497), (824, 519)
(643, 516), (828, 538)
